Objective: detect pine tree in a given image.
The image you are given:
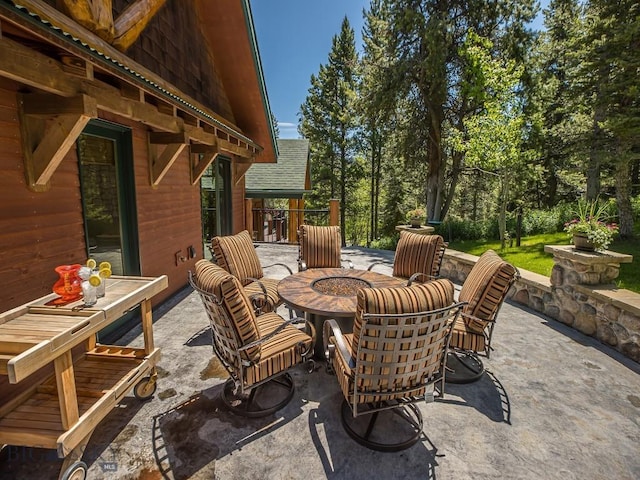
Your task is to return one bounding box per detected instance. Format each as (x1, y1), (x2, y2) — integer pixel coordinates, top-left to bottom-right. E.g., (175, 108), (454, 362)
(299, 17), (360, 245)
(380, 0), (536, 222)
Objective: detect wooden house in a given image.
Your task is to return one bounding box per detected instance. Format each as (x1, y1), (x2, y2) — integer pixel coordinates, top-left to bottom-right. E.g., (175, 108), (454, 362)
(0, 0), (277, 321)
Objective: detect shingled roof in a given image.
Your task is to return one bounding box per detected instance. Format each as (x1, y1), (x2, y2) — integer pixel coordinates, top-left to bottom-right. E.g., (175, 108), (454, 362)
(245, 139), (311, 199)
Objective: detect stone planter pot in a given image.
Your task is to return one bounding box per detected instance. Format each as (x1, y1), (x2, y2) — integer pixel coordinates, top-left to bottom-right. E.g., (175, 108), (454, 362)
(572, 233), (596, 252)
(409, 218), (423, 228)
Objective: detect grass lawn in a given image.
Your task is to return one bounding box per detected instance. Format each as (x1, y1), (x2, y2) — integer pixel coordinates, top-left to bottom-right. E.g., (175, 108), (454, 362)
(448, 232), (640, 293)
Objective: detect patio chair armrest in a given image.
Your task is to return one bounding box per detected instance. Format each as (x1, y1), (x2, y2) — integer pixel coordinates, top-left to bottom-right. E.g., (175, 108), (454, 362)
(323, 319), (355, 370)
(239, 316), (309, 352)
(262, 263), (294, 275)
(460, 311), (497, 325)
(367, 260), (391, 272)
(407, 272), (438, 286)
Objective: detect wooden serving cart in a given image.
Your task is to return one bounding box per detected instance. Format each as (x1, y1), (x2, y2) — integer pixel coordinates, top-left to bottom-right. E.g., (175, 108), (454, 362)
(0, 275), (168, 480)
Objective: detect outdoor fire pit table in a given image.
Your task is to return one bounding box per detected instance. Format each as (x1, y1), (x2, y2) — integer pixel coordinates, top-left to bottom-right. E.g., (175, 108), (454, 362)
(278, 268), (404, 358)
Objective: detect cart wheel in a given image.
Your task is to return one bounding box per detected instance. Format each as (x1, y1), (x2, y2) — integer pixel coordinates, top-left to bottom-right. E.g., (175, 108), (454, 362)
(61, 461), (87, 480)
(133, 376), (157, 400)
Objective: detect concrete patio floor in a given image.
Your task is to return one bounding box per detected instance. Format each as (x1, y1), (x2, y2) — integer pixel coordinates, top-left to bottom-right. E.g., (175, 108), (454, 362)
(1, 244), (639, 480)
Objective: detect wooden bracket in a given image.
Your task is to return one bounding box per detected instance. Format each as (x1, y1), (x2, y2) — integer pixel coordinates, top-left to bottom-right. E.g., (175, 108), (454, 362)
(234, 163), (252, 185)
(148, 131), (189, 186)
(190, 142), (219, 185)
(18, 93), (97, 192)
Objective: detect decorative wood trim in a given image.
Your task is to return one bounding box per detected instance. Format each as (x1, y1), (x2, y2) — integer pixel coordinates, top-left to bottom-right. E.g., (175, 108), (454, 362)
(113, 0), (167, 51)
(61, 0), (115, 43)
(190, 143), (219, 185)
(148, 130), (188, 187)
(18, 93), (97, 191)
(0, 2), (261, 153)
(234, 163), (252, 185)
(0, 33), (261, 157)
(60, 55), (94, 79)
(219, 138), (254, 159)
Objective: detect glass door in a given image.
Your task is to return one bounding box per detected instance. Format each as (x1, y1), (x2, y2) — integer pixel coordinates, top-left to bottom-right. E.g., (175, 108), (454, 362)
(201, 156), (233, 246)
(77, 120), (140, 276)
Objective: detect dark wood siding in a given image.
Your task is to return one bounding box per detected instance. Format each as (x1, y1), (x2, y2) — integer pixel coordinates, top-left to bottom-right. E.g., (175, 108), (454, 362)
(232, 176), (246, 234)
(93, 111), (203, 304)
(0, 79), (204, 312)
(0, 78), (88, 309)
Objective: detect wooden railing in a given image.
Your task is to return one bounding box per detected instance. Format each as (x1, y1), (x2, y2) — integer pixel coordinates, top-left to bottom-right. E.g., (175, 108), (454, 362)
(246, 199), (340, 244)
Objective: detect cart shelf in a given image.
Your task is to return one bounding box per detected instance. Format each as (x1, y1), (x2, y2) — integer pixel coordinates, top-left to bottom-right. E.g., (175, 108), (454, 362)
(0, 275), (168, 480)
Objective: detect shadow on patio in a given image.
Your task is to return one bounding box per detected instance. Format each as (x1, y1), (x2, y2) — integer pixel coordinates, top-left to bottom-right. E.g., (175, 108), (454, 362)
(1, 244), (639, 480)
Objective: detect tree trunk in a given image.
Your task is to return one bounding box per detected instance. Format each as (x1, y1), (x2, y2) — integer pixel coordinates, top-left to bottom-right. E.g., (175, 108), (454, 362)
(425, 104), (444, 222)
(615, 156), (634, 238)
(499, 172), (508, 249)
(340, 142), (346, 246)
(586, 103), (605, 201)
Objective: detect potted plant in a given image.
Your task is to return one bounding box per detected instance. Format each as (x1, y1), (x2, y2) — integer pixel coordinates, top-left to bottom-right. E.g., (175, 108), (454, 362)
(563, 199), (619, 252)
(405, 207), (426, 228)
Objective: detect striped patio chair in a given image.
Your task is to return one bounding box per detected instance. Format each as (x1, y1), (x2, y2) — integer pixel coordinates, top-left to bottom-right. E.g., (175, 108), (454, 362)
(446, 249), (519, 384)
(368, 230), (446, 284)
(189, 260), (314, 417)
(297, 224), (353, 271)
(211, 230), (292, 313)
(323, 279), (463, 451)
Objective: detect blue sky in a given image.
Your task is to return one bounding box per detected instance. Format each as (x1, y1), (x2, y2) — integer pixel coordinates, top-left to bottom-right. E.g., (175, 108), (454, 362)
(251, 1), (549, 139)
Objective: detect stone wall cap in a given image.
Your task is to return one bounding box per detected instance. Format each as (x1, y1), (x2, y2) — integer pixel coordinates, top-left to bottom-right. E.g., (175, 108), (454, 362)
(518, 269), (553, 292)
(544, 245), (633, 264)
(575, 284), (640, 317)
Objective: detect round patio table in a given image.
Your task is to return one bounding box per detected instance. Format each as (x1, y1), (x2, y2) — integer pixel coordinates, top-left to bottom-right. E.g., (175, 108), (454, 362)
(278, 268), (404, 358)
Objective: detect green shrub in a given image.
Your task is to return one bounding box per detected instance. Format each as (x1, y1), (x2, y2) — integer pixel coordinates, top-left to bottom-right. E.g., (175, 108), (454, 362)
(632, 195), (640, 221)
(521, 207), (564, 235)
(438, 217), (497, 241)
(370, 235), (398, 251)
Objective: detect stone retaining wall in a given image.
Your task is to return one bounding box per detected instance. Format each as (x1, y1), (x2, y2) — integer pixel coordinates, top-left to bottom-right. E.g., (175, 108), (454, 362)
(440, 248), (640, 364)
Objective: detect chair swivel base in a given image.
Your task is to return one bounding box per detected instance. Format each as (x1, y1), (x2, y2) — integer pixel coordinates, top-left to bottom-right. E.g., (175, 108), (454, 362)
(445, 350), (485, 384)
(221, 374), (295, 418)
(340, 400), (424, 452)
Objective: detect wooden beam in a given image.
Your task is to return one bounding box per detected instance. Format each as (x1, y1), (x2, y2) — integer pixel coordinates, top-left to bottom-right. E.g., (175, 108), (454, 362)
(219, 138), (254, 159)
(0, 35), (259, 184)
(190, 142), (219, 185)
(149, 131), (189, 145)
(61, 0), (115, 43)
(148, 130), (187, 186)
(0, 2), (261, 151)
(0, 35), (261, 154)
(113, 0), (167, 51)
(21, 93), (97, 116)
(190, 143), (219, 155)
(18, 93), (97, 191)
(0, 36), (78, 96)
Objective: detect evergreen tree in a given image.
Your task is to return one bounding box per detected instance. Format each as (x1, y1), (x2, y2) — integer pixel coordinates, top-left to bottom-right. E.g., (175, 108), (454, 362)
(586, 0), (639, 237)
(360, 0), (394, 243)
(380, 0), (536, 223)
(299, 17), (360, 245)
